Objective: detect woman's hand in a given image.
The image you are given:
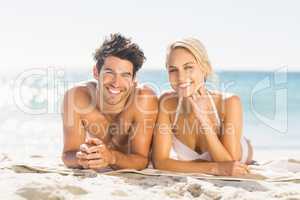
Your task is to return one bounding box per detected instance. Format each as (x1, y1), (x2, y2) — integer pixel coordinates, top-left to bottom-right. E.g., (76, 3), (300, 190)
(186, 90), (217, 129)
(216, 161), (249, 176)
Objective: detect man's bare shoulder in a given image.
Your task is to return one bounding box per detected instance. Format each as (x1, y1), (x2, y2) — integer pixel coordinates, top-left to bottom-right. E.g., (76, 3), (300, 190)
(133, 84), (158, 115)
(63, 82), (95, 110)
(135, 84), (157, 97)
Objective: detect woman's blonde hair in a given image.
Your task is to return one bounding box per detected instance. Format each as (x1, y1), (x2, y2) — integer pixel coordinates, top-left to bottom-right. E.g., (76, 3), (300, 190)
(166, 38), (213, 79)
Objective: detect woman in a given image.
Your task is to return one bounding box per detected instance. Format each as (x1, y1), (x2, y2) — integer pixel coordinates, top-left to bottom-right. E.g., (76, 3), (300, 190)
(152, 38), (253, 176)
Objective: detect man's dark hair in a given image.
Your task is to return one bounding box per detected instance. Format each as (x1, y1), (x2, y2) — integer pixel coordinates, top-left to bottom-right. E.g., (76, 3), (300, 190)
(94, 33), (146, 77)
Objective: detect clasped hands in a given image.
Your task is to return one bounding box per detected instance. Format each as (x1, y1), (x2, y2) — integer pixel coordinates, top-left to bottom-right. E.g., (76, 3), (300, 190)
(76, 138), (116, 170)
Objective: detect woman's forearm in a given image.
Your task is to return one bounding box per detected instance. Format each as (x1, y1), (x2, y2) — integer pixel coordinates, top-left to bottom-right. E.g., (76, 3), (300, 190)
(203, 132), (233, 161)
(154, 158), (220, 175)
(201, 122), (233, 161)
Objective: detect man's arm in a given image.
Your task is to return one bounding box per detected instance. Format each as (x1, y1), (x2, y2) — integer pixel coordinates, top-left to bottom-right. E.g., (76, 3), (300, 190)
(62, 87), (86, 168)
(62, 86), (110, 168)
(109, 87), (158, 170)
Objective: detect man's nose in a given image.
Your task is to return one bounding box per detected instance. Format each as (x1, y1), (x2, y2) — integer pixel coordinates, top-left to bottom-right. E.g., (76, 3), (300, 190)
(111, 74), (121, 87)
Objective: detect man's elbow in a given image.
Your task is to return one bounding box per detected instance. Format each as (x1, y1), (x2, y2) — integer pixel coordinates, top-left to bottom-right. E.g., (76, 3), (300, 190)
(135, 157), (149, 170)
(61, 151), (80, 169)
(61, 152), (71, 167)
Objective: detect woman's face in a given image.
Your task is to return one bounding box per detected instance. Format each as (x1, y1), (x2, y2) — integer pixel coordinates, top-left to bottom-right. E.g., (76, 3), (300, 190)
(167, 47), (205, 97)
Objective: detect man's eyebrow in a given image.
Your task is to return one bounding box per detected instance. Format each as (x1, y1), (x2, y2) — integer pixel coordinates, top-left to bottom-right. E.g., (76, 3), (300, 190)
(168, 65), (177, 69)
(122, 71), (132, 76)
(103, 67), (113, 71)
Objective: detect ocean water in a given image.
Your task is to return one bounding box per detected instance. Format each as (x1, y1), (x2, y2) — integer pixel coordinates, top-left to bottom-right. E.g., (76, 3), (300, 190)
(0, 68), (299, 158)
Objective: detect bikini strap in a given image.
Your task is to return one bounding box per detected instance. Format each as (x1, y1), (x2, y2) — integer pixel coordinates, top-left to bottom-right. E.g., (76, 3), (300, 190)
(206, 90), (221, 127)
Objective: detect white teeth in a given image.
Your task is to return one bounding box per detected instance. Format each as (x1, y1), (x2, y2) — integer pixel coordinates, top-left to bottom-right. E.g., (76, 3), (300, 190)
(179, 82), (192, 88)
(108, 88), (121, 94)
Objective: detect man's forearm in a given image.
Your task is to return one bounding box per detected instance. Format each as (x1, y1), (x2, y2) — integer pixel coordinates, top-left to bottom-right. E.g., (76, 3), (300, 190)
(62, 150), (81, 169)
(110, 150), (148, 170)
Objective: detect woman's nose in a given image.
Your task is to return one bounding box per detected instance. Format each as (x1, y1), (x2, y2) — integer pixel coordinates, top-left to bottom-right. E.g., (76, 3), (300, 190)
(178, 70), (188, 82)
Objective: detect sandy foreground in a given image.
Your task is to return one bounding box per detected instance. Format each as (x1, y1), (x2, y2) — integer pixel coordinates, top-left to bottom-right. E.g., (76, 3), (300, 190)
(1, 150), (300, 200)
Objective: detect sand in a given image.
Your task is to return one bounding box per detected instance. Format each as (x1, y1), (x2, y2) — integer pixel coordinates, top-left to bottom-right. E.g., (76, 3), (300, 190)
(1, 150), (300, 200)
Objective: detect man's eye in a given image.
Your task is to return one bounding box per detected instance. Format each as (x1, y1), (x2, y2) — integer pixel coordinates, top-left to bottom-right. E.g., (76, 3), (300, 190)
(123, 74), (131, 79)
(169, 69), (177, 73)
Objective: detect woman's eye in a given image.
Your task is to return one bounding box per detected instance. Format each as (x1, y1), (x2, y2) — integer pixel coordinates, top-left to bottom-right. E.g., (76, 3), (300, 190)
(185, 66), (193, 70)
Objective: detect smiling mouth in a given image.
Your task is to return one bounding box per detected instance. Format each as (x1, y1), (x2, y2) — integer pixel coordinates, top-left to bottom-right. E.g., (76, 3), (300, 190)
(178, 82), (193, 89)
(107, 87), (121, 95)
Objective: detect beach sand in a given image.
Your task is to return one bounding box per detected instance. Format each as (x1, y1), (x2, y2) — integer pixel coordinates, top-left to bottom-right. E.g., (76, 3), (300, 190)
(1, 150), (300, 200)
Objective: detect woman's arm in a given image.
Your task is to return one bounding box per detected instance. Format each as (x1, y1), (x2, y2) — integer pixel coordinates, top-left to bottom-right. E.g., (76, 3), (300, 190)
(152, 94), (248, 176)
(190, 95), (243, 162)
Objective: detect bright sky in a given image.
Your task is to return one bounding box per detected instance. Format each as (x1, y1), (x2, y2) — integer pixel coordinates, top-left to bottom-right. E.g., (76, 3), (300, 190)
(0, 0), (299, 72)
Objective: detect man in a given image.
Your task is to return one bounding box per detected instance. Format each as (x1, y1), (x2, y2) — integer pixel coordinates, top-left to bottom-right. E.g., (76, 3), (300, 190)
(62, 33), (158, 170)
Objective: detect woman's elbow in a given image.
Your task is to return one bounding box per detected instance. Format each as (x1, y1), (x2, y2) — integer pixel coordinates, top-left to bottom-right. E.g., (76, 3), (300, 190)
(226, 154), (240, 162)
(152, 158), (169, 170)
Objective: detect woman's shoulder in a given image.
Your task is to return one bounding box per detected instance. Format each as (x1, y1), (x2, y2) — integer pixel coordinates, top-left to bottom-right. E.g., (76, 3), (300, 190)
(209, 90), (240, 102)
(209, 90), (242, 119)
(158, 90), (178, 111)
(159, 90), (177, 102)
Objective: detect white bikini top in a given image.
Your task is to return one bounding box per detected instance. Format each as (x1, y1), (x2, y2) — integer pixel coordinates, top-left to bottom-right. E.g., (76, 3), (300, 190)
(207, 90), (222, 127)
(169, 91), (236, 161)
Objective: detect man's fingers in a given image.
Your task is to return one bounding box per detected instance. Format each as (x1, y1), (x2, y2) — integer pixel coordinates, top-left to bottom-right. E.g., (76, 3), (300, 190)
(86, 153), (102, 160)
(88, 157), (108, 169)
(76, 151), (88, 159)
(79, 144), (90, 153)
(88, 159), (107, 166)
(78, 159), (89, 168)
(89, 163), (108, 170)
(86, 144), (105, 154)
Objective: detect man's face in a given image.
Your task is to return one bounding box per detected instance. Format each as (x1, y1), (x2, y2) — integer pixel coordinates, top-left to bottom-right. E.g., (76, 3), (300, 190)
(98, 56), (134, 105)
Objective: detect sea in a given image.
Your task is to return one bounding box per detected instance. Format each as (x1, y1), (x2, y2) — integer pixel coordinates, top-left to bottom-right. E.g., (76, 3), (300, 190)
(0, 67), (299, 159)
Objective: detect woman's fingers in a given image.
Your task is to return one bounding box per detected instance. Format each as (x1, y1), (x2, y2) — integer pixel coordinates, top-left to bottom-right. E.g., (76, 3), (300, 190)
(187, 96), (199, 109)
(239, 163), (250, 172)
(235, 162), (249, 175)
